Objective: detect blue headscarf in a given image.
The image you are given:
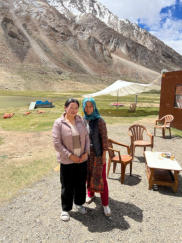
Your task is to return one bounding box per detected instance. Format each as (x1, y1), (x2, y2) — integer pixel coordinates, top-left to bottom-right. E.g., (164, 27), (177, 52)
(82, 97), (101, 120)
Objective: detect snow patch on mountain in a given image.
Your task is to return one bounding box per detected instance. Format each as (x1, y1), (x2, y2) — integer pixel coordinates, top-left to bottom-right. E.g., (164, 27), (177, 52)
(46, 0), (149, 47)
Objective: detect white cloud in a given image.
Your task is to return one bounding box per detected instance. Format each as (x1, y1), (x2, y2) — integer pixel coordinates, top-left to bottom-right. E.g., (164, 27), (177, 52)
(165, 40), (182, 54)
(150, 18), (182, 54)
(151, 18), (182, 38)
(99, 0), (175, 25)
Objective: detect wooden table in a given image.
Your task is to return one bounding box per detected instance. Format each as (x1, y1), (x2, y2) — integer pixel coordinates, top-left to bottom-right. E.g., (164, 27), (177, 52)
(144, 151), (182, 192)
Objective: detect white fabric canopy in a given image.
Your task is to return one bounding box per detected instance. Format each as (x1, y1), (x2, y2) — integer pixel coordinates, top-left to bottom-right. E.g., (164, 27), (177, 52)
(83, 80), (160, 97)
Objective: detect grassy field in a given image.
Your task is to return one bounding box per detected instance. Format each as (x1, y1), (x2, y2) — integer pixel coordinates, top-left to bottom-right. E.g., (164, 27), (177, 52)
(0, 90), (182, 203)
(0, 90), (160, 131)
(0, 156), (57, 202)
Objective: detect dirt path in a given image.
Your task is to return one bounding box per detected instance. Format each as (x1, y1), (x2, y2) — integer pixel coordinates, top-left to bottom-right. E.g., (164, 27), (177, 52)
(0, 129), (54, 166)
(0, 123), (182, 242)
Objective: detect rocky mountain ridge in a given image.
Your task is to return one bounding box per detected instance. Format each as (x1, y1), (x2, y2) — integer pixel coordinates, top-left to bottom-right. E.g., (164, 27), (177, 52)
(48, 0), (182, 60)
(0, 0), (181, 91)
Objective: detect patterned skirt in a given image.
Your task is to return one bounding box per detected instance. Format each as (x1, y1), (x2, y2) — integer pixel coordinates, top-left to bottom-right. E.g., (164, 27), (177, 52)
(87, 147), (104, 193)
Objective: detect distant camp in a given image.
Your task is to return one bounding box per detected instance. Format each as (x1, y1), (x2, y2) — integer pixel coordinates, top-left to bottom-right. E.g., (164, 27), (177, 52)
(29, 100), (54, 110)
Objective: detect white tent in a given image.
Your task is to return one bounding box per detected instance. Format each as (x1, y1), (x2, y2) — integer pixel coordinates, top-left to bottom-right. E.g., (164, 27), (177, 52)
(83, 80), (160, 98)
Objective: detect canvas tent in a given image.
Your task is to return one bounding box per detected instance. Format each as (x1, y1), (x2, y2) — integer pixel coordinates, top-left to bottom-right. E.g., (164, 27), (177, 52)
(83, 80), (160, 99)
(35, 100), (54, 108)
(29, 100), (54, 110)
(29, 102), (36, 110)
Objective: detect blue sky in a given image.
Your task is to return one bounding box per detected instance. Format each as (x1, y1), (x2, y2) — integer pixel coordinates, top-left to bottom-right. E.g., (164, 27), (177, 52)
(99, 0), (182, 55)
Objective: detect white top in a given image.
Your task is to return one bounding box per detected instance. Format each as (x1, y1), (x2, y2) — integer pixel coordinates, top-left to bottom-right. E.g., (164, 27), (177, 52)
(145, 151), (182, 171)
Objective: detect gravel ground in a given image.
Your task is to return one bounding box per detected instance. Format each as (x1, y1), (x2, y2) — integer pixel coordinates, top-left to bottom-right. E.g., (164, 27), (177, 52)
(0, 123), (182, 243)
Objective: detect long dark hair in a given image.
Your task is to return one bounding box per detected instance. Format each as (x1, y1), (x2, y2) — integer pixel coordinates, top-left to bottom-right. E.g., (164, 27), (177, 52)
(64, 98), (80, 108)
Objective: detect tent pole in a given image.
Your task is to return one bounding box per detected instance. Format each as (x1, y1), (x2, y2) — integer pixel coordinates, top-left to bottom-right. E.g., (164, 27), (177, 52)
(135, 94), (138, 104)
(117, 89), (119, 108)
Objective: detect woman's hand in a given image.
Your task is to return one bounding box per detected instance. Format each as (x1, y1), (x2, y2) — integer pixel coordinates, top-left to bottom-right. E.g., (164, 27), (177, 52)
(102, 151), (106, 165)
(69, 154), (80, 163)
(79, 153), (88, 162)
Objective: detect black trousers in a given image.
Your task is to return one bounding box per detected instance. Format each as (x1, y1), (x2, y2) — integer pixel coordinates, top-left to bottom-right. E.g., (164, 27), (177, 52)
(60, 161), (87, 212)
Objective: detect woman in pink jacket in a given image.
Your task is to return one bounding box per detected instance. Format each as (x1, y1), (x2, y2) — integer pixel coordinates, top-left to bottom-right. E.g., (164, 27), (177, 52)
(52, 98), (90, 221)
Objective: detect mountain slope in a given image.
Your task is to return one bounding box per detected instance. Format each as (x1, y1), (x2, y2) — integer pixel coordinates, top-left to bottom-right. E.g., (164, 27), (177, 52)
(48, 0), (182, 71)
(0, 0), (181, 91)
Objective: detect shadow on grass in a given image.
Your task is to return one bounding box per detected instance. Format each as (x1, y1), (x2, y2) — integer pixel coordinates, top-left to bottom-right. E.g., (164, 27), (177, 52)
(99, 108), (158, 117)
(70, 197), (143, 232)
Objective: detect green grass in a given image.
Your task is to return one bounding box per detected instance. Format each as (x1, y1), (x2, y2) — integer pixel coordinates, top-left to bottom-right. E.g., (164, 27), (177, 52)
(93, 92), (160, 106)
(0, 90), (181, 203)
(0, 91), (160, 131)
(171, 127), (182, 137)
(99, 107), (159, 117)
(0, 156), (57, 202)
(0, 91), (181, 136)
(0, 110), (61, 131)
(0, 137), (3, 145)
(0, 89), (76, 98)
(100, 107), (159, 124)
